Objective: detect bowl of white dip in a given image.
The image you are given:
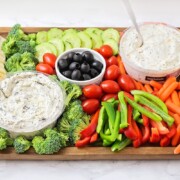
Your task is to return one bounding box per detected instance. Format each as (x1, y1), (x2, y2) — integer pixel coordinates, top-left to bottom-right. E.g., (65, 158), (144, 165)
(0, 71), (66, 138)
(120, 23), (180, 83)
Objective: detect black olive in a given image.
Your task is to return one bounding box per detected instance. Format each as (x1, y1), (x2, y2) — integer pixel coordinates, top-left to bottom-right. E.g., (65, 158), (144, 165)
(73, 53), (83, 63)
(62, 55), (71, 64)
(82, 51), (94, 64)
(90, 68), (99, 78)
(58, 59), (69, 70)
(80, 62), (90, 73)
(69, 62), (80, 70)
(71, 69), (81, 80)
(91, 61), (103, 71)
(67, 52), (75, 61)
(82, 74), (91, 80)
(62, 70), (72, 79)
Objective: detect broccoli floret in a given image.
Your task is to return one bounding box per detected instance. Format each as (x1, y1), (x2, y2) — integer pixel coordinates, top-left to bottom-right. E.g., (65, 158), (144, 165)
(16, 40), (36, 54)
(0, 127), (13, 150)
(13, 136), (31, 154)
(32, 128), (68, 155)
(28, 33), (36, 41)
(59, 81), (82, 106)
(5, 52), (38, 72)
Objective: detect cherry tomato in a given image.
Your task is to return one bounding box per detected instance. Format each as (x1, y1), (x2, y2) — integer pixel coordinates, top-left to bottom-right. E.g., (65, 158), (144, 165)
(93, 48), (101, 54)
(83, 84), (103, 99)
(43, 53), (57, 68)
(100, 80), (120, 94)
(104, 65), (120, 80)
(99, 45), (113, 58)
(101, 94), (118, 101)
(118, 74), (136, 92)
(82, 99), (100, 114)
(106, 56), (118, 67)
(36, 63), (54, 75)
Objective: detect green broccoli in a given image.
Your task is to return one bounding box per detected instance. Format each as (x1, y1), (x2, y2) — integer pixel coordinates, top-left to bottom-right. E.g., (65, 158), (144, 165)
(16, 40), (36, 54)
(28, 33), (36, 41)
(5, 52), (38, 72)
(59, 81), (82, 106)
(32, 128), (68, 155)
(13, 136), (31, 154)
(0, 127), (13, 150)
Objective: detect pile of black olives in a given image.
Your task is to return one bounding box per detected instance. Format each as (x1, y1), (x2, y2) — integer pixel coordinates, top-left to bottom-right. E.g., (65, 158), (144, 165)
(58, 51), (103, 81)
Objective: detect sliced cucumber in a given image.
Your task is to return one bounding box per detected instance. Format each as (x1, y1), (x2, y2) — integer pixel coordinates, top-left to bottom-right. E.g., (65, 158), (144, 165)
(104, 39), (119, 55)
(62, 33), (81, 48)
(78, 31), (92, 49)
(85, 28), (103, 36)
(90, 34), (103, 49)
(48, 28), (63, 40)
(63, 29), (78, 35)
(35, 42), (58, 62)
(49, 39), (64, 55)
(102, 28), (120, 43)
(36, 31), (48, 44)
(64, 41), (73, 51)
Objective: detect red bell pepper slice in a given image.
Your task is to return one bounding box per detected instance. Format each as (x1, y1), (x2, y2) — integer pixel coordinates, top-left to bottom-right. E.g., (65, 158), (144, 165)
(142, 114), (149, 126)
(124, 92), (134, 100)
(75, 136), (91, 147)
(166, 124), (176, 139)
(160, 136), (170, 147)
(90, 132), (98, 143)
(132, 119), (142, 147)
(141, 125), (150, 144)
(133, 138), (141, 148)
(80, 109), (100, 139)
(150, 127), (160, 143)
(150, 120), (169, 135)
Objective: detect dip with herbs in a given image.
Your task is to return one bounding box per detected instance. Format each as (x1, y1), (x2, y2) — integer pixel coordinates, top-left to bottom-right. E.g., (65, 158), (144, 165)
(120, 24), (180, 71)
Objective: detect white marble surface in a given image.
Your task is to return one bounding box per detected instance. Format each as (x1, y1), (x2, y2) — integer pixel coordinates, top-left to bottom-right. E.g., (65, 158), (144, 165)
(0, 0), (180, 179)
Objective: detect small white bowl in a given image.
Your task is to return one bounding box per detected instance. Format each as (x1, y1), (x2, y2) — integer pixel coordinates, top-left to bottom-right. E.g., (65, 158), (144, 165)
(55, 48), (106, 86)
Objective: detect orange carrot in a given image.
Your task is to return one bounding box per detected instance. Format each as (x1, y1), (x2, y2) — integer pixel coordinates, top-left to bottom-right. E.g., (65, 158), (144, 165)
(133, 79), (141, 90)
(171, 91), (180, 106)
(138, 82), (146, 91)
(158, 76), (176, 96)
(166, 101), (180, 115)
(153, 87), (159, 92)
(177, 124), (180, 135)
(160, 82), (178, 102)
(174, 144), (180, 154)
(150, 80), (163, 90)
(176, 82), (180, 90)
(119, 60), (126, 75)
(173, 114), (180, 126)
(179, 92), (180, 101)
(171, 131), (179, 147)
(144, 84), (153, 93)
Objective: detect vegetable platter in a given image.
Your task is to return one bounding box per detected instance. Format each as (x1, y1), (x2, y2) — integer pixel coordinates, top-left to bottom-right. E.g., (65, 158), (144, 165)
(0, 26), (180, 160)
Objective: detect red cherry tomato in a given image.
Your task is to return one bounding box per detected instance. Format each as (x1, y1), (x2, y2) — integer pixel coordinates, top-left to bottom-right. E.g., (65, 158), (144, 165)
(36, 63), (54, 75)
(118, 74), (136, 92)
(101, 94), (118, 101)
(100, 80), (120, 94)
(82, 99), (100, 114)
(104, 65), (120, 80)
(43, 53), (57, 68)
(99, 45), (113, 58)
(83, 84), (103, 99)
(93, 48), (101, 54)
(106, 56), (118, 67)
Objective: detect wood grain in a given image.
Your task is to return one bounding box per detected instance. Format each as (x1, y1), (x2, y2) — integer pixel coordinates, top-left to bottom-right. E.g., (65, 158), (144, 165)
(0, 27), (179, 160)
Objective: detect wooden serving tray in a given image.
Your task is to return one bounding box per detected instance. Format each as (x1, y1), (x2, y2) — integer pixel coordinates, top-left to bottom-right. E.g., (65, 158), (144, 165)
(0, 27), (179, 160)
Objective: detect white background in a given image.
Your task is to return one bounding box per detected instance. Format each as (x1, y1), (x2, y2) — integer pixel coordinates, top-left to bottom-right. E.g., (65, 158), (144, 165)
(0, 0), (180, 180)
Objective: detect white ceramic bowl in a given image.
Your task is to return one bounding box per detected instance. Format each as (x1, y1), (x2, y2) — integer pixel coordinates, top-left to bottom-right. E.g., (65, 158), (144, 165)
(55, 48), (106, 86)
(119, 23), (180, 84)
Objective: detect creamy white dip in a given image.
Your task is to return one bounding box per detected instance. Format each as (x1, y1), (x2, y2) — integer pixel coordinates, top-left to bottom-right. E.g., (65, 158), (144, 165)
(0, 72), (65, 133)
(120, 24), (180, 71)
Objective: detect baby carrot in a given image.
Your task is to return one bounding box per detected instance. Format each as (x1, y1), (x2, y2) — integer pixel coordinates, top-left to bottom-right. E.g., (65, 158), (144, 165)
(173, 114), (180, 126)
(158, 76), (176, 96)
(133, 79), (141, 90)
(171, 132), (179, 147)
(119, 61), (126, 75)
(144, 84), (153, 93)
(138, 82), (146, 91)
(171, 91), (180, 106)
(165, 100), (180, 115)
(176, 82), (180, 90)
(150, 80), (163, 90)
(160, 82), (178, 102)
(174, 144), (180, 154)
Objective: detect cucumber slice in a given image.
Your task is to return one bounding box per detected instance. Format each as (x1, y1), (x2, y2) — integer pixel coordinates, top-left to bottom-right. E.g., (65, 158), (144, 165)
(64, 41), (73, 51)
(36, 31), (48, 44)
(103, 39), (119, 55)
(78, 31), (92, 49)
(62, 33), (81, 48)
(48, 28), (63, 40)
(102, 28), (120, 43)
(63, 29), (78, 35)
(49, 39), (64, 55)
(35, 42), (58, 62)
(90, 34), (103, 49)
(85, 28), (103, 36)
